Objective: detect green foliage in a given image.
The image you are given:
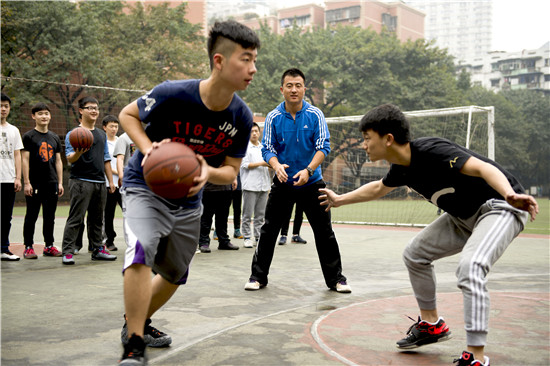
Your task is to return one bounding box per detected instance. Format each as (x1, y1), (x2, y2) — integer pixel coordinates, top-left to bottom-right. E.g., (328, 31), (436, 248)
(240, 24), (463, 117)
(1, 1), (207, 131)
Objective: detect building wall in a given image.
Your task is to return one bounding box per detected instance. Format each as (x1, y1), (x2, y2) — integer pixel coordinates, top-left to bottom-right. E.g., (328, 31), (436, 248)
(238, 15), (279, 34)
(390, 3), (424, 42)
(278, 4), (325, 34)
(125, 0), (207, 35)
(325, 0), (424, 42)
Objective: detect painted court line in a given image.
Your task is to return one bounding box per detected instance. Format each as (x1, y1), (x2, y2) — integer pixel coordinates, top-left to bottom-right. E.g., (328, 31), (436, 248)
(150, 303), (313, 364)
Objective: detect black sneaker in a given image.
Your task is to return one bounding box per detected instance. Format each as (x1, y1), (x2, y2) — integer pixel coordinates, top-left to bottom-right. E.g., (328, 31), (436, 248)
(121, 316), (172, 348)
(91, 246), (117, 261)
(291, 235), (307, 244)
(218, 242), (239, 250)
(120, 333), (147, 366)
(396, 316), (452, 349)
(199, 245), (211, 253)
(453, 351), (490, 366)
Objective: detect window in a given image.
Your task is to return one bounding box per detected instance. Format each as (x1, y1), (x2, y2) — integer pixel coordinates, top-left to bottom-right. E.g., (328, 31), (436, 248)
(280, 15), (310, 28)
(326, 6), (360, 23)
(382, 13), (397, 32)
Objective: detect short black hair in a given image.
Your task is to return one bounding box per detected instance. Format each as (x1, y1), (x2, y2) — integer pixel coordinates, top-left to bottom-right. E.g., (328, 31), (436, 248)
(281, 68), (306, 86)
(359, 104), (411, 145)
(102, 114), (119, 126)
(78, 96), (99, 109)
(251, 122), (260, 130)
(31, 102), (50, 114)
(1, 92), (11, 105)
(207, 20), (260, 70)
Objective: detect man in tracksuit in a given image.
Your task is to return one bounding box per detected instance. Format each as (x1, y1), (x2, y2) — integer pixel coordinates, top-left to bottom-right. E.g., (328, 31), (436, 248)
(244, 68), (351, 293)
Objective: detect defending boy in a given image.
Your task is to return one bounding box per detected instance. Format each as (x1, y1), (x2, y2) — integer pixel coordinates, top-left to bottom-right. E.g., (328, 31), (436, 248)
(117, 20), (259, 365)
(319, 104), (538, 366)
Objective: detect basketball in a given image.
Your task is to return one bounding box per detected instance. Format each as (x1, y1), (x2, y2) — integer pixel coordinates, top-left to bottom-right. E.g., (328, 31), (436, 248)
(69, 127), (94, 150)
(143, 142), (201, 199)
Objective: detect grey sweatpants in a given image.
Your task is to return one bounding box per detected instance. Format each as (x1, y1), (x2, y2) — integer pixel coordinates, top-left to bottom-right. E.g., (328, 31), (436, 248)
(241, 190), (268, 241)
(403, 199), (528, 347)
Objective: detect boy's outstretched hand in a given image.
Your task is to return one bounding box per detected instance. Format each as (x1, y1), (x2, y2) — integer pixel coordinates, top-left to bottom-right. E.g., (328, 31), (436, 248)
(506, 193), (539, 221)
(319, 188), (339, 212)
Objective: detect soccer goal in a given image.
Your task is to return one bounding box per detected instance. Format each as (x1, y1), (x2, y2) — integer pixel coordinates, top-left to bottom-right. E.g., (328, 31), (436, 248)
(322, 105), (495, 227)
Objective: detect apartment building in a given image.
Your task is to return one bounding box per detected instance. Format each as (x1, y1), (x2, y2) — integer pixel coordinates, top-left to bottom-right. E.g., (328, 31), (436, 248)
(229, 1), (424, 42)
(406, 0), (492, 62)
(325, 0), (424, 42)
(456, 42), (550, 94)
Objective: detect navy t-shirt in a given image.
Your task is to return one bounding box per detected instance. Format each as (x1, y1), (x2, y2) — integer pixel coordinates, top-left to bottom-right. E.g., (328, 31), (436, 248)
(382, 137), (525, 219)
(124, 79), (253, 207)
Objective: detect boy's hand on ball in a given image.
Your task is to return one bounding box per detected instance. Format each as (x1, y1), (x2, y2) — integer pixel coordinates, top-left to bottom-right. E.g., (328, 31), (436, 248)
(188, 154), (209, 197)
(141, 139), (170, 167)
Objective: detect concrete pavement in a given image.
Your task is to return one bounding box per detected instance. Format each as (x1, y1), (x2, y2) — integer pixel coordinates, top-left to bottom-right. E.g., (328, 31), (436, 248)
(1, 215), (549, 365)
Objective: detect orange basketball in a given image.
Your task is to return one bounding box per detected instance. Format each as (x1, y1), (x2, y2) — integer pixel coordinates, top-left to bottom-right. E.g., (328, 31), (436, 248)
(143, 142), (201, 199)
(69, 127), (94, 150)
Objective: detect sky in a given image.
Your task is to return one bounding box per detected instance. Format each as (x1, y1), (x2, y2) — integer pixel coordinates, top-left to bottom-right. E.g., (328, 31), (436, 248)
(492, 0), (549, 52)
(274, 0), (550, 53)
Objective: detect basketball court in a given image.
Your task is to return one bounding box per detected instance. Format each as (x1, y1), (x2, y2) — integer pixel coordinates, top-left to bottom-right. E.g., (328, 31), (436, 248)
(2, 215), (548, 365)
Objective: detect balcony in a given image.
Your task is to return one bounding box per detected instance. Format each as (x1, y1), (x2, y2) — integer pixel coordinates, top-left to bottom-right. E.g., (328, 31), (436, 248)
(509, 67), (542, 76)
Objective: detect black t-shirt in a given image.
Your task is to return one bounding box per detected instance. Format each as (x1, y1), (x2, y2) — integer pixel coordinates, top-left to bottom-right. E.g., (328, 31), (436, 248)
(22, 129), (62, 187)
(382, 137), (525, 219)
(67, 128), (109, 182)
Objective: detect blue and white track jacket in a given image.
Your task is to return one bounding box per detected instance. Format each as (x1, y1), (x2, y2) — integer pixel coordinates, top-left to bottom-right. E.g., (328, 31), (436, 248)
(261, 100), (330, 187)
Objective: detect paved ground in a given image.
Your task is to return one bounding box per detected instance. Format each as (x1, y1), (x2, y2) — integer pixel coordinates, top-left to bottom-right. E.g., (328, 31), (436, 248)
(1, 215), (549, 366)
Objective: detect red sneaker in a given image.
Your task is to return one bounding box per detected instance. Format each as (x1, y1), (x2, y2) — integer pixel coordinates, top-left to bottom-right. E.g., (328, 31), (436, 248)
(24, 248), (38, 259)
(396, 316), (452, 349)
(43, 246), (63, 257)
(454, 351), (490, 366)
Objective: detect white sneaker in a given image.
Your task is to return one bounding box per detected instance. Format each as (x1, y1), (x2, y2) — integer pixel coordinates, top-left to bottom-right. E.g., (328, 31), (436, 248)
(1, 251), (20, 261)
(334, 280), (352, 293)
(244, 280), (263, 291)
(243, 238), (254, 248)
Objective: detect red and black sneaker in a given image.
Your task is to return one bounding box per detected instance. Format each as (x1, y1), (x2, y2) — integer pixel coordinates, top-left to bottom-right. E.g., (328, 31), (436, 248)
(453, 351), (490, 366)
(396, 315), (452, 349)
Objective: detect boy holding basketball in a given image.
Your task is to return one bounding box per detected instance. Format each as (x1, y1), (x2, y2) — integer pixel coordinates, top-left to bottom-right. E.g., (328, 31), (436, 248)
(61, 96), (116, 265)
(117, 20), (260, 365)
(319, 104), (539, 366)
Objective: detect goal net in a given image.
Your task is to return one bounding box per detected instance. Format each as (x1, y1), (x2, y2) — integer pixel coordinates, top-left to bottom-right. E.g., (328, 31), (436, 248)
(322, 106), (495, 227)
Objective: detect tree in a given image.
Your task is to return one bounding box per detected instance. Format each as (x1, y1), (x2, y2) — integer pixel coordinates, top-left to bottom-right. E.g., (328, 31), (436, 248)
(463, 86), (550, 192)
(1, 1), (207, 130)
(241, 24), (464, 117)
(1, 1), (108, 128)
(500, 89), (550, 192)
